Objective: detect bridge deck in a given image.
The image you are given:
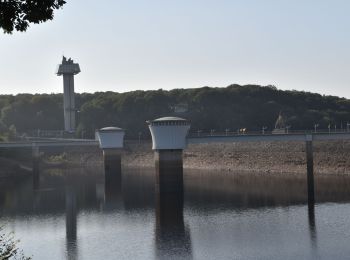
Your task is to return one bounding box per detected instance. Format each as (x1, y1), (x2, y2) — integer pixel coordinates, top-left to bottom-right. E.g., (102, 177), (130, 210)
(1, 132), (350, 149)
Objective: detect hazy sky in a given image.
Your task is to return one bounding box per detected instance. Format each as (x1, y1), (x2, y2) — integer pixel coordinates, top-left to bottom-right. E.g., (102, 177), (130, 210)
(0, 0), (349, 97)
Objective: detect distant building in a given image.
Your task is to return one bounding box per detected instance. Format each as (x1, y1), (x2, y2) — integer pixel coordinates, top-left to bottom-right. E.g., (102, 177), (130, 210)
(171, 103), (188, 113)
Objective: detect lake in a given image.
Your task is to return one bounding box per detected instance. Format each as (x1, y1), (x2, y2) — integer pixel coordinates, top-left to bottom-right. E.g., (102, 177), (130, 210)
(1, 167), (350, 259)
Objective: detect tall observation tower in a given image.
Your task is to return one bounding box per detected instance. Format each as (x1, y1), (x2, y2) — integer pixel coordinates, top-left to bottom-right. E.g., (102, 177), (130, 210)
(56, 56), (81, 132)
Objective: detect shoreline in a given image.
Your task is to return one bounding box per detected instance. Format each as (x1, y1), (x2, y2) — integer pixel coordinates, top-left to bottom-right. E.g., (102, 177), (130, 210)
(2, 140), (350, 177)
(122, 140), (350, 175)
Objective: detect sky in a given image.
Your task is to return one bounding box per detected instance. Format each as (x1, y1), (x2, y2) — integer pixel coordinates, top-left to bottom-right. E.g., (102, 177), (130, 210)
(0, 0), (349, 97)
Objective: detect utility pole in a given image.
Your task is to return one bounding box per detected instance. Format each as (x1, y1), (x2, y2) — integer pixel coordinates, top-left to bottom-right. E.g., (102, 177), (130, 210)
(138, 132), (142, 144)
(314, 124), (319, 133)
(286, 125), (291, 134)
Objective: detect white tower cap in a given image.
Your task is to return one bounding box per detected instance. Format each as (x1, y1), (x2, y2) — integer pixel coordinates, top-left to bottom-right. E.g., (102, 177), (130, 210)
(147, 117), (190, 150)
(96, 127), (125, 149)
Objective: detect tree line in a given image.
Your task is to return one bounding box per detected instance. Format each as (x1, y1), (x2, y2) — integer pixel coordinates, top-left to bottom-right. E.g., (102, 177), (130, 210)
(0, 84), (350, 140)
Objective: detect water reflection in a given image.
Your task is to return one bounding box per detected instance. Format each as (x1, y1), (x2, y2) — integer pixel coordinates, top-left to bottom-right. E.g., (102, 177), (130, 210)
(155, 193), (192, 259)
(104, 168), (123, 210)
(65, 186), (78, 260)
(308, 201), (317, 250)
(155, 165), (192, 259)
(184, 171), (350, 209)
(2, 167), (350, 259)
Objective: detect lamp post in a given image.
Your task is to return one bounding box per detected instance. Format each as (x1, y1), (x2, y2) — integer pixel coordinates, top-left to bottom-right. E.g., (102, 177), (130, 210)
(138, 132), (142, 144)
(328, 124), (331, 134)
(262, 126), (267, 135)
(314, 124), (319, 133)
(286, 125), (291, 134)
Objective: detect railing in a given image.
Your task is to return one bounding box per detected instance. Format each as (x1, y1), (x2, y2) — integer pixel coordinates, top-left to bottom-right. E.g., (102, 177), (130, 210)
(26, 130), (66, 138)
(188, 128), (350, 138)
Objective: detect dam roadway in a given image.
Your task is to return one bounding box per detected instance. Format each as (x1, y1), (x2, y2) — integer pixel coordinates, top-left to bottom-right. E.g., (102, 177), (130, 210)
(187, 131), (350, 144)
(0, 131), (350, 148)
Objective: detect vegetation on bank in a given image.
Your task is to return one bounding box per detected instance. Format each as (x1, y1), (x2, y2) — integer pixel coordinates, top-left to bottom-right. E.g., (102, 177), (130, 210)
(0, 227), (30, 260)
(0, 84), (349, 139)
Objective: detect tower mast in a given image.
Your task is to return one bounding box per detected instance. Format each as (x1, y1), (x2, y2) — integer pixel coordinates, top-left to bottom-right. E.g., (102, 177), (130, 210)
(56, 57), (81, 132)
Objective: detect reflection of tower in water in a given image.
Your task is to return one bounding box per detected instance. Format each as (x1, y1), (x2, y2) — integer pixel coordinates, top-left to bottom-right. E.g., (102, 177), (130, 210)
(155, 163), (192, 259)
(65, 187), (78, 260)
(308, 201), (318, 251)
(104, 166), (123, 209)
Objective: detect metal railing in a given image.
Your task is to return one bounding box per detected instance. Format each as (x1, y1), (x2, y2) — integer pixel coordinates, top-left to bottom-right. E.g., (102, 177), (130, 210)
(188, 128), (350, 138)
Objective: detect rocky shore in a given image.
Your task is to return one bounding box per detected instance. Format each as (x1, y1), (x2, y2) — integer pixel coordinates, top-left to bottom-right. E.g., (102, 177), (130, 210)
(123, 140), (350, 175)
(2, 140), (350, 177)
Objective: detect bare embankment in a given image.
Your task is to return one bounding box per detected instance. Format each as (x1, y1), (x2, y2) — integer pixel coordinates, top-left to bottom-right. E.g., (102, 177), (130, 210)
(2, 140), (350, 176)
(123, 140), (350, 175)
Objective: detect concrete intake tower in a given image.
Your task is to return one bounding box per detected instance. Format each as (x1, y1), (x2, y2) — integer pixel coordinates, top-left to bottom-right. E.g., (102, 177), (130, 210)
(147, 117), (190, 193)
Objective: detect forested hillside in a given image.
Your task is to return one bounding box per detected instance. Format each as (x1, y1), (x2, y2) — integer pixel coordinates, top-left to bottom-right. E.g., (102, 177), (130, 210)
(0, 84), (349, 139)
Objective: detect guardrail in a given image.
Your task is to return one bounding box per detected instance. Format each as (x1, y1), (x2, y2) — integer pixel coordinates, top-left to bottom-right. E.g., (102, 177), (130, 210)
(187, 132), (350, 144)
(188, 129), (350, 138)
(0, 139), (99, 148)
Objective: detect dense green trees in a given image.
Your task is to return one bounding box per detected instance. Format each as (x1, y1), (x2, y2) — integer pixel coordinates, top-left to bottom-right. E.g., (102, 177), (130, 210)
(0, 0), (66, 33)
(0, 226), (30, 259)
(1, 84), (350, 140)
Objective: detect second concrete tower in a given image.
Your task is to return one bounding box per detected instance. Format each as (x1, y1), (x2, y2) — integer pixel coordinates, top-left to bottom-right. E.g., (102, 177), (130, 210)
(57, 56), (81, 132)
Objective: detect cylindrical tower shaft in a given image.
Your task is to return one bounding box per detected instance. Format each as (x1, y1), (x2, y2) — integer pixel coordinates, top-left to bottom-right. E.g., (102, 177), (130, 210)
(63, 74), (76, 132)
(96, 127), (125, 184)
(56, 56), (81, 133)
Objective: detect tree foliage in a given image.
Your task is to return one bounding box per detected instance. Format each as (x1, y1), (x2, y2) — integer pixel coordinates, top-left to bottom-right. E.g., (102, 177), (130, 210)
(0, 0), (66, 33)
(0, 85), (350, 139)
(0, 227), (30, 259)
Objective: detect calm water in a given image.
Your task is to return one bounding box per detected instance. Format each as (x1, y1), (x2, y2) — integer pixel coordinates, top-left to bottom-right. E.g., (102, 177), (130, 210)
(1, 167), (350, 259)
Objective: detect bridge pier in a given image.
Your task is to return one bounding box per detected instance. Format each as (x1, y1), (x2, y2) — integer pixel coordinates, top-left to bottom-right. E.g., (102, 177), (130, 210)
(96, 127), (125, 183)
(103, 149), (122, 182)
(155, 150), (184, 194)
(306, 135), (315, 204)
(147, 117), (190, 194)
(32, 143), (40, 189)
